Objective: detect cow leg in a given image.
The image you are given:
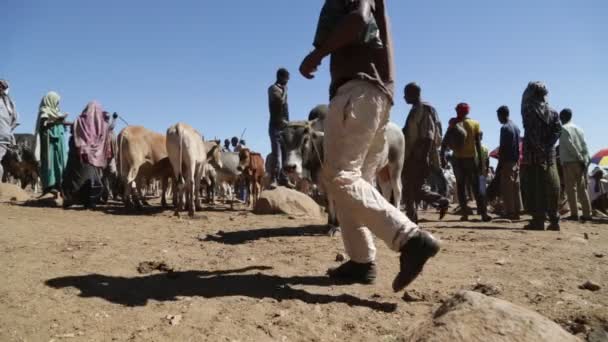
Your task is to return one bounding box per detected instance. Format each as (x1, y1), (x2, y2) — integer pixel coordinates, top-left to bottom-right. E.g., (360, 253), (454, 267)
(161, 177), (168, 208)
(390, 171), (402, 209)
(194, 164), (204, 212)
(379, 179), (393, 206)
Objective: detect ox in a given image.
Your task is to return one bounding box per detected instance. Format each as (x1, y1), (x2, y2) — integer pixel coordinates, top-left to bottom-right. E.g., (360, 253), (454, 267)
(280, 120), (405, 230)
(237, 148), (265, 207)
(117, 126), (173, 209)
(1, 133), (39, 190)
(166, 123), (222, 217)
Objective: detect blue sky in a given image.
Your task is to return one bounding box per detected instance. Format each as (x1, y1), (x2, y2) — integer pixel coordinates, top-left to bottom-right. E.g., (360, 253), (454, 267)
(2, 0), (607, 158)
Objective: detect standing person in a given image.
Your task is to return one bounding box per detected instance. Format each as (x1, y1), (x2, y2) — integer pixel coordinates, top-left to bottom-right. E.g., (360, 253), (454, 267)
(521, 82), (562, 231)
(402, 82), (449, 223)
(268, 68), (291, 189)
(496, 105), (522, 219)
(299, 0), (440, 291)
(445, 103), (492, 222)
(223, 139), (231, 152)
(63, 101), (108, 208)
(0, 80), (19, 180)
(34, 91), (69, 197)
(559, 108), (592, 222)
(589, 167), (608, 216)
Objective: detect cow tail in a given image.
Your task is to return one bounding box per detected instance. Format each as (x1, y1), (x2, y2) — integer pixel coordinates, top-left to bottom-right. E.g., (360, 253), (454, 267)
(118, 133), (123, 180)
(177, 124), (185, 186)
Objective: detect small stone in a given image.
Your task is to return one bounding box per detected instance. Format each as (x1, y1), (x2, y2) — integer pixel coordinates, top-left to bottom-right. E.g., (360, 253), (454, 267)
(495, 259), (506, 266)
(166, 314), (182, 326)
(197, 234), (206, 242)
(579, 280), (601, 292)
(593, 252), (604, 258)
(584, 233), (590, 240)
(335, 253), (346, 262)
(471, 282), (501, 296)
(288, 216), (296, 220)
(229, 217), (235, 221)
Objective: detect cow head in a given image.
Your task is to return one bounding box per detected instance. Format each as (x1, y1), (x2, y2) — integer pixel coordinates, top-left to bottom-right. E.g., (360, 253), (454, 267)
(280, 121), (324, 178)
(205, 141), (223, 170)
(237, 148), (251, 173)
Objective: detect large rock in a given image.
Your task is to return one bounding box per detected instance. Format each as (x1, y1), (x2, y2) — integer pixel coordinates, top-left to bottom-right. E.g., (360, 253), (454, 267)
(253, 187), (324, 218)
(0, 183), (31, 202)
(404, 291), (580, 342)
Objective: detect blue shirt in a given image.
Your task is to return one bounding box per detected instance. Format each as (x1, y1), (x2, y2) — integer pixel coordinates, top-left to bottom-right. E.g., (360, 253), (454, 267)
(499, 120), (521, 163)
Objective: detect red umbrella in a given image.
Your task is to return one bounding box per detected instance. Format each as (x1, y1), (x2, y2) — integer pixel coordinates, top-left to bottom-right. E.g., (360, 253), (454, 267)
(591, 149), (608, 166)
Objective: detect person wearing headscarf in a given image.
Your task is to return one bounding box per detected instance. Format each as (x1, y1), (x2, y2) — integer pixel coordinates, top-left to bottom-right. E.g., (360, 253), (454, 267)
(444, 102), (491, 222)
(35, 91), (68, 196)
(521, 82), (562, 230)
(62, 101), (109, 208)
(0, 80), (19, 180)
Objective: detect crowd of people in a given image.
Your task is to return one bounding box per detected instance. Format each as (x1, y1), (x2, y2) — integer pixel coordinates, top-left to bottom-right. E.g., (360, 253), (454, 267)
(0, 0), (605, 292)
(1, 85), (119, 208)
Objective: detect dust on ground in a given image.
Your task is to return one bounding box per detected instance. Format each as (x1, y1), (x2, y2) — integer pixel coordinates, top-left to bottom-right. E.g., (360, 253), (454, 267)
(0, 201), (606, 341)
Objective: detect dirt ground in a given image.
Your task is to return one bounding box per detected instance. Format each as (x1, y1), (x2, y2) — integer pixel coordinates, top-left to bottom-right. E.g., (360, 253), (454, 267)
(0, 199), (606, 342)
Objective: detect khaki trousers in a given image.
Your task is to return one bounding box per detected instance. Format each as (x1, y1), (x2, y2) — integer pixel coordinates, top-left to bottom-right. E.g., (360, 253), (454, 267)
(323, 80), (422, 263)
(562, 162), (592, 218)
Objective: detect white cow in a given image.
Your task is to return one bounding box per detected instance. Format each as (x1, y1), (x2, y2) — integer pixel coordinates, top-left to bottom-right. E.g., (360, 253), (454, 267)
(166, 123), (222, 217)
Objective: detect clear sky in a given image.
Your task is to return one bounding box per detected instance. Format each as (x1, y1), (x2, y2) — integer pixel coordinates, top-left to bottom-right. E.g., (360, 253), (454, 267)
(2, 0), (607, 158)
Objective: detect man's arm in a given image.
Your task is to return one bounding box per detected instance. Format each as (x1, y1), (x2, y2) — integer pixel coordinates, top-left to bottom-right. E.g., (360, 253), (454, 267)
(579, 128), (590, 164)
(498, 126), (508, 163)
(268, 86), (284, 120)
(476, 131), (483, 173)
(300, 0), (373, 78)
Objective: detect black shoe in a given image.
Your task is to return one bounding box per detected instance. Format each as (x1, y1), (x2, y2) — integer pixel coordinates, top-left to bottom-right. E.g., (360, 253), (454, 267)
(581, 216), (593, 223)
(393, 231), (440, 292)
(438, 201), (449, 220)
(547, 222), (561, 231)
(482, 214), (493, 222)
(524, 221), (544, 231)
(327, 260), (377, 285)
(459, 215), (469, 222)
(564, 215), (580, 222)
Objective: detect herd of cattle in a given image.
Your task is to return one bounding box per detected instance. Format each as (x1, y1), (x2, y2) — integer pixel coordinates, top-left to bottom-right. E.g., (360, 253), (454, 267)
(1, 116), (407, 219)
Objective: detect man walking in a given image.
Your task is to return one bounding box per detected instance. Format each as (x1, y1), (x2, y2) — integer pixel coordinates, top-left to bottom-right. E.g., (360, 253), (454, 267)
(0, 79), (19, 180)
(559, 108), (592, 222)
(299, 0), (439, 291)
(496, 106), (522, 219)
(445, 103), (492, 222)
(268, 68), (291, 189)
(402, 82), (449, 223)
(521, 82), (562, 231)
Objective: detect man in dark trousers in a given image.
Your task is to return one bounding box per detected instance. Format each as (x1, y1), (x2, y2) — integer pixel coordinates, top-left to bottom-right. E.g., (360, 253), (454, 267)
(299, 0), (440, 292)
(496, 106), (522, 219)
(402, 82), (449, 223)
(268, 68), (291, 189)
(521, 82), (562, 231)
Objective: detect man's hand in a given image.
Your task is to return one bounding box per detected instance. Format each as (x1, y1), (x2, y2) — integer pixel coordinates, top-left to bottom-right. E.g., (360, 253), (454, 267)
(300, 50), (324, 79)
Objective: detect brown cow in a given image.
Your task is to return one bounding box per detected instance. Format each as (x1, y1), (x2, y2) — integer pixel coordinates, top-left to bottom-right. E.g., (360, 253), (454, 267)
(238, 149), (265, 208)
(117, 126), (173, 208)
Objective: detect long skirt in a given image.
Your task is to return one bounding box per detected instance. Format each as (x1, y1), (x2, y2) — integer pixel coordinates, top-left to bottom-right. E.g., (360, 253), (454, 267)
(40, 124), (67, 192)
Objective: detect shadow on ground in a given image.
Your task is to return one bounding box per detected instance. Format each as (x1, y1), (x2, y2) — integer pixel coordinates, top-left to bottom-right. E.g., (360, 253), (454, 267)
(204, 225), (331, 245)
(45, 266), (396, 312)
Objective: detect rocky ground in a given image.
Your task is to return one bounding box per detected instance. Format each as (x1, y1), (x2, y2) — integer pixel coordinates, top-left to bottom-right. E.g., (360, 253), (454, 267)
(0, 197), (606, 341)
